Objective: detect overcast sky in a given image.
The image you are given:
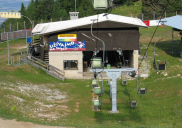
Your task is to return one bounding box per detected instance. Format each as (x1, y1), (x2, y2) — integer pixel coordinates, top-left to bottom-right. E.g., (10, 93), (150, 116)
(0, 0), (30, 23)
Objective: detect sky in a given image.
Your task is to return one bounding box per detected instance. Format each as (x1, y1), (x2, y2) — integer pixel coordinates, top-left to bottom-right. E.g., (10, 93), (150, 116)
(0, 0), (30, 24)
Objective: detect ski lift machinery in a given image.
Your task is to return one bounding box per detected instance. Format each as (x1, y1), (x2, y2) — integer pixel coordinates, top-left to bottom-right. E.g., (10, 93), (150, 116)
(90, 0), (138, 113)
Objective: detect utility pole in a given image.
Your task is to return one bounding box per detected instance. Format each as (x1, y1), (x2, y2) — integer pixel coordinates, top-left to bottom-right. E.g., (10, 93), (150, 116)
(75, 0), (76, 12)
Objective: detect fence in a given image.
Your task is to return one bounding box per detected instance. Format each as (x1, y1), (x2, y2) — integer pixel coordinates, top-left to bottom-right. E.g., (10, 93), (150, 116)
(21, 51), (65, 81)
(1, 30), (32, 40)
(113, 11), (182, 20)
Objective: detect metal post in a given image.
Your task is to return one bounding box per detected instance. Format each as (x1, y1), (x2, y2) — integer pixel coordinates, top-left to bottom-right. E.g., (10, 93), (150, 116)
(165, 11), (166, 18)
(176, 11), (177, 15)
(4, 25), (5, 33)
(51, 18), (52, 22)
(19, 56), (20, 64)
(142, 13), (144, 20)
(154, 12), (155, 20)
(111, 79), (117, 113)
(75, 0), (76, 12)
(11, 56), (12, 64)
(60, 17), (62, 21)
(9, 23), (11, 32)
(24, 21), (25, 29)
(32, 20), (34, 28)
(26, 31), (28, 54)
(13, 56), (14, 65)
(17, 22), (18, 31)
(131, 14), (132, 17)
(181, 37), (182, 53)
(7, 32), (9, 65)
(17, 56), (18, 65)
(110, 82), (112, 98)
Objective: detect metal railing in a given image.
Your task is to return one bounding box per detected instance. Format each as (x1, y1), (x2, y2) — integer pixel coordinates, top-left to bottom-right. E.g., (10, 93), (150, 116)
(21, 51), (65, 81)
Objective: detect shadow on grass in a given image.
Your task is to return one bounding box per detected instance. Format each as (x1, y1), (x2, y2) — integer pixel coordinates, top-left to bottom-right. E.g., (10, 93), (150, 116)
(94, 105), (142, 127)
(151, 40), (181, 59)
(94, 85), (142, 127)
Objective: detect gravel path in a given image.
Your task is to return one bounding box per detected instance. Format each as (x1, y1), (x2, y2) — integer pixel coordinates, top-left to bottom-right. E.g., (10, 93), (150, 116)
(0, 118), (68, 128)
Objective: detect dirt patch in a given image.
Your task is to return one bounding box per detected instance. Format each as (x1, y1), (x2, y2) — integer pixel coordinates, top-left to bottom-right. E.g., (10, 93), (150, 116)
(1, 82), (69, 121)
(148, 89), (156, 92)
(178, 90), (182, 96)
(0, 118), (69, 128)
(75, 102), (79, 112)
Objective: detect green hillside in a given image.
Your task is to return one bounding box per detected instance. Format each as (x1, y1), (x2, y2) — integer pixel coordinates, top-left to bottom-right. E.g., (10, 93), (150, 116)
(0, 26), (182, 127)
(111, 1), (142, 17)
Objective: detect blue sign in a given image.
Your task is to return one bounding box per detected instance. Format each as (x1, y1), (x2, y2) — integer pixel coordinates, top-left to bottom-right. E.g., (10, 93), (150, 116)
(49, 41), (86, 51)
(27, 37), (31, 43)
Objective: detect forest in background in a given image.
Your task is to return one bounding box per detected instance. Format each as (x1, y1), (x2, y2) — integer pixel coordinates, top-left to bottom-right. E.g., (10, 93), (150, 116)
(0, 0), (182, 33)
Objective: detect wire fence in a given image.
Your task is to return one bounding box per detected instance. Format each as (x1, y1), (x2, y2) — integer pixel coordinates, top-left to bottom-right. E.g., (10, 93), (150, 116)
(0, 11), (181, 34)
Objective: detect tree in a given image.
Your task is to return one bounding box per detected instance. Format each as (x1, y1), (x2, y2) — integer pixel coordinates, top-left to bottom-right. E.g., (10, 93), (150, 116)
(142, 0), (182, 19)
(26, 0), (35, 20)
(60, 9), (69, 20)
(19, 2), (27, 29)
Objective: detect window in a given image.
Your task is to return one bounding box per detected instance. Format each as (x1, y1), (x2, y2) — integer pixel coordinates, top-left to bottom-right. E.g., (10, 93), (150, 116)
(64, 60), (78, 70)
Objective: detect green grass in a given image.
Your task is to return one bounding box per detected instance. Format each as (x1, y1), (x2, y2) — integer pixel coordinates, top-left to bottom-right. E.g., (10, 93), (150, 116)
(0, 27), (182, 127)
(111, 1), (142, 17)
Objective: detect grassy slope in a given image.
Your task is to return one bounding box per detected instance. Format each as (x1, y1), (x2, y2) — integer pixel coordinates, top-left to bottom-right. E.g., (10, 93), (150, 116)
(111, 1), (142, 17)
(0, 29), (182, 127)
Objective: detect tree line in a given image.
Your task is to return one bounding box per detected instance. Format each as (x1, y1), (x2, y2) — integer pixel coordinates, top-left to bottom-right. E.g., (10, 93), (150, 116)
(0, 0), (181, 33)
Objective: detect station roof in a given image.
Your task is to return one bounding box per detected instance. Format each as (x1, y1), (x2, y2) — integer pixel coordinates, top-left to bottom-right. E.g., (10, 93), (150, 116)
(162, 15), (182, 30)
(32, 13), (148, 35)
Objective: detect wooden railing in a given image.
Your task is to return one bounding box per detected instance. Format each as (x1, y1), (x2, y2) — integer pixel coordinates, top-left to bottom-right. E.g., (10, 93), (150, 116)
(21, 51), (65, 81)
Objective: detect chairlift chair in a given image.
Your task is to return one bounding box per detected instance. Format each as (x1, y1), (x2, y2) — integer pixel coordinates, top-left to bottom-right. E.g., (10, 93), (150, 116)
(122, 80), (127, 86)
(92, 0), (109, 11)
(93, 100), (101, 106)
(94, 87), (102, 95)
(92, 57), (102, 69)
(157, 60), (166, 71)
(92, 78), (98, 88)
(121, 75), (127, 86)
(138, 88), (147, 95)
(130, 100), (137, 108)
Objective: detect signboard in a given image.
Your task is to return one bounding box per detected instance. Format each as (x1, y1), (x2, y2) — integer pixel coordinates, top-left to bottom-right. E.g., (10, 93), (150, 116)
(49, 41), (86, 51)
(58, 34), (77, 42)
(0, 12), (21, 18)
(27, 37), (31, 43)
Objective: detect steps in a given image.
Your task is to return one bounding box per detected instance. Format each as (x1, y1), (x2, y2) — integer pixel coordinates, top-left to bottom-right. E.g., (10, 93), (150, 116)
(44, 51), (49, 63)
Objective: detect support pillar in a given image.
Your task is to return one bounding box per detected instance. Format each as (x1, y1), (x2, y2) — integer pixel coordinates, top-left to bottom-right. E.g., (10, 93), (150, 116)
(111, 78), (117, 113)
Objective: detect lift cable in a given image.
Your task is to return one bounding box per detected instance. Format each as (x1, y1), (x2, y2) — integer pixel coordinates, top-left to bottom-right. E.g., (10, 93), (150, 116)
(138, 0), (170, 68)
(153, 24), (167, 71)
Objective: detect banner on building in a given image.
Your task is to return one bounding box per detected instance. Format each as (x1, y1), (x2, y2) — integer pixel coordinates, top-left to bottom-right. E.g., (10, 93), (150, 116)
(58, 34), (77, 42)
(49, 41), (86, 51)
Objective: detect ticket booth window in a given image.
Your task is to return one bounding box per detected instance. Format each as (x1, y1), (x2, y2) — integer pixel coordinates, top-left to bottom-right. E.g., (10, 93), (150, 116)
(64, 60), (78, 70)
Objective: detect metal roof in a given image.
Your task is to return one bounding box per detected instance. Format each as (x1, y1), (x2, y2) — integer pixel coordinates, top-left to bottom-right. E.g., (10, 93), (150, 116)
(32, 13), (148, 35)
(162, 15), (182, 30)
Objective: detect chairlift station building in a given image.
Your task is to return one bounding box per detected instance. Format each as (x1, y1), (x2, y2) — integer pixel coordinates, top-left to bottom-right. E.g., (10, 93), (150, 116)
(32, 13), (147, 79)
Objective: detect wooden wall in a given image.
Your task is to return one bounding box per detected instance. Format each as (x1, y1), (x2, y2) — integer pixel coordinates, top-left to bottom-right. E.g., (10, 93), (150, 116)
(47, 21), (139, 51)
